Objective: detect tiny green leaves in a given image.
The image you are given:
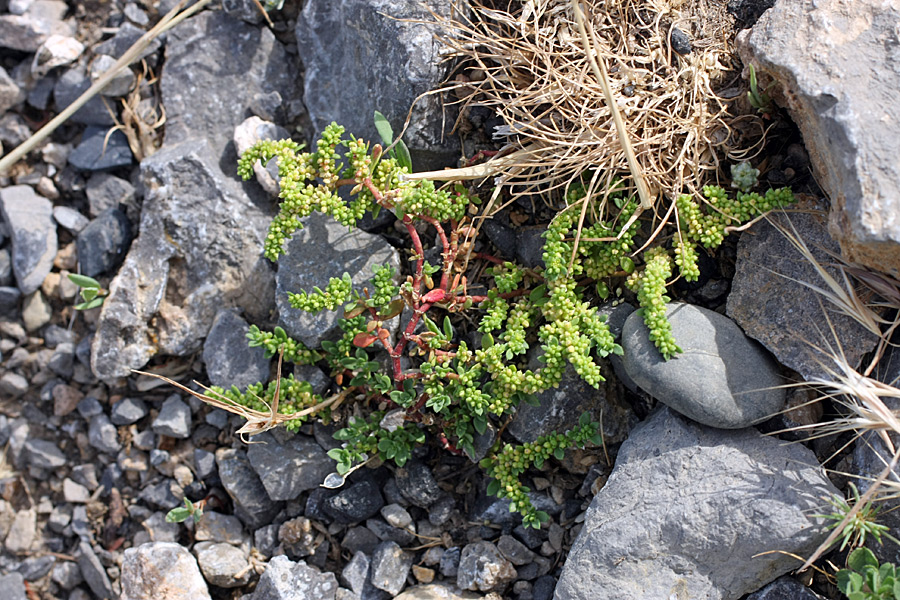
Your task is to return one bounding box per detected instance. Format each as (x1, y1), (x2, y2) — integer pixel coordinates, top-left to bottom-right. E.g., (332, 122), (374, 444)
(165, 497), (203, 524)
(374, 110), (412, 172)
(68, 273), (107, 310)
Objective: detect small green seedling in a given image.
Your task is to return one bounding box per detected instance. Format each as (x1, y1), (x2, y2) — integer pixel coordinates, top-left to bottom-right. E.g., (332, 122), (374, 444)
(837, 547), (900, 600)
(747, 64), (773, 116)
(165, 497), (204, 524)
(67, 274), (108, 310)
(816, 483), (900, 552)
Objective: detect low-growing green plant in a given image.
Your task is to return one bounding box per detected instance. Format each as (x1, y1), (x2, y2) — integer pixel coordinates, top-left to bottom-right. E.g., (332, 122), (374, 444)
(816, 483), (900, 552)
(166, 497), (204, 524)
(838, 547), (900, 600)
(747, 63), (774, 116)
(67, 273), (108, 310)
(146, 116), (795, 527)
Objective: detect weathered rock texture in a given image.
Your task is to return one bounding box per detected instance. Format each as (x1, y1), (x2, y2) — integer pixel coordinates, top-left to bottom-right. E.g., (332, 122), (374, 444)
(739, 0), (900, 276)
(556, 407), (838, 600)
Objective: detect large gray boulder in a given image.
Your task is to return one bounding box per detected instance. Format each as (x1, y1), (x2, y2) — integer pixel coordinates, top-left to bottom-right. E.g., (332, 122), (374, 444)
(556, 407), (838, 600)
(738, 0), (900, 277)
(727, 204), (879, 382)
(295, 0), (462, 170)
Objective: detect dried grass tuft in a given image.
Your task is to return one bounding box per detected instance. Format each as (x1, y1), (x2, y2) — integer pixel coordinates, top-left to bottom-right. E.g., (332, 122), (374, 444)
(433, 0), (766, 225)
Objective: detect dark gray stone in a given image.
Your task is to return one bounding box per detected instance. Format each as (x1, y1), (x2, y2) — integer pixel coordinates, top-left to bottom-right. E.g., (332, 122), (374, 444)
(162, 10), (300, 159)
(370, 541), (413, 596)
(110, 397), (148, 425)
(622, 303), (786, 428)
(555, 407), (839, 600)
(739, 0), (900, 276)
(324, 479), (385, 524)
(94, 22), (159, 60)
(745, 576), (824, 600)
(728, 0), (776, 26)
(53, 66), (117, 125)
(296, 0), (460, 170)
(0, 572), (26, 600)
(77, 540), (114, 599)
(439, 546), (460, 578)
(77, 395), (103, 418)
(0, 65), (24, 114)
(532, 575), (555, 600)
(342, 525), (381, 556)
(509, 362), (635, 445)
(221, 0), (264, 25)
(69, 126), (133, 171)
(216, 447), (283, 529)
(668, 27), (691, 55)
(341, 551), (372, 597)
(252, 556), (338, 600)
(203, 309), (270, 390)
(85, 172), (137, 219)
(138, 479), (183, 511)
(91, 138), (271, 379)
(276, 212), (401, 348)
(88, 413), (121, 454)
(193, 448), (216, 480)
(151, 395), (191, 438)
(120, 542), (211, 600)
(457, 541), (517, 592)
(51, 560), (83, 589)
(394, 460), (442, 509)
(0, 185), (57, 295)
(48, 342), (75, 377)
(515, 227), (547, 270)
(497, 535), (535, 567)
(0, 286), (21, 313)
(726, 207), (879, 382)
(23, 437), (66, 469)
(247, 431), (336, 501)
(17, 554), (55, 580)
(366, 517), (416, 546)
(76, 208), (133, 277)
(0, 0), (73, 52)
(90, 54), (136, 97)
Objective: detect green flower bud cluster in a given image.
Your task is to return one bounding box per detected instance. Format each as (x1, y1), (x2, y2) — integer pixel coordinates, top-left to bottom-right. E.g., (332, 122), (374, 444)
(369, 264), (399, 312)
(478, 291), (508, 334)
(246, 325), (321, 364)
(578, 202), (640, 280)
(288, 272), (353, 312)
(626, 248), (681, 359)
(483, 413), (602, 528)
(730, 161), (760, 193)
(395, 178), (468, 222)
(321, 315), (367, 372)
(489, 262), (525, 294)
(209, 376), (322, 432)
(673, 238), (700, 282)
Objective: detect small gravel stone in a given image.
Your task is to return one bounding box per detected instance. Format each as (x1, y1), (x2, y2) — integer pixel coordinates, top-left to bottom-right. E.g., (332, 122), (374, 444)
(64, 477), (91, 503)
(17, 553), (55, 581)
(22, 290), (52, 331)
(247, 431), (335, 501)
(532, 575), (556, 600)
(0, 572), (26, 599)
(324, 479), (385, 524)
(380, 503), (412, 529)
(52, 560), (84, 589)
(85, 172), (137, 218)
(412, 564), (435, 584)
(195, 511), (245, 545)
(340, 551), (370, 596)
(77, 395), (103, 418)
(77, 540), (114, 599)
(52, 206), (90, 233)
(24, 437), (66, 469)
(68, 126), (133, 171)
(252, 555), (338, 600)
(138, 479), (183, 511)
(395, 461), (442, 508)
(497, 535), (536, 566)
(440, 547), (461, 578)
(48, 505), (71, 533)
(76, 207), (133, 277)
(48, 342), (75, 377)
(88, 413), (121, 454)
(0, 184), (57, 295)
(140, 511), (180, 543)
(370, 541), (413, 596)
(669, 27), (692, 54)
(110, 397), (148, 425)
(120, 542), (212, 600)
(428, 494), (455, 526)
(193, 448), (216, 480)
(216, 448), (283, 529)
(195, 541), (251, 588)
(342, 526), (380, 556)
(90, 53), (136, 96)
(152, 395), (192, 438)
(457, 541), (517, 592)
(0, 372), (28, 398)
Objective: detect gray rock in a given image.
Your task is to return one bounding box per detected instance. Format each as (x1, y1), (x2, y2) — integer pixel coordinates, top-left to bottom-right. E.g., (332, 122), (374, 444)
(728, 0), (776, 25)
(745, 576), (824, 600)
(23, 437), (66, 469)
(216, 447), (283, 529)
(90, 53), (136, 97)
(394, 584), (483, 600)
(395, 460), (442, 509)
(110, 397), (148, 425)
(233, 116), (289, 196)
(151, 395), (192, 438)
(203, 309), (270, 390)
(622, 303), (785, 428)
(342, 525), (381, 556)
(5, 507), (36, 554)
(252, 556), (338, 600)
(52, 206), (89, 233)
(726, 207), (879, 382)
(555, 407), (839, 600)
(366, 517), (416, 547)
(276, 211), (401, 348)
(0, 185), (57, 295)
(88, 414), (121, 454)
(90, 138), (271, 379)
(0, 66), (25, 114)
(22, 289), (52, 331)
(381, 504), (413, 529)
(77, 395), (103, 418)
(0, 113), (30, 148)
(457, 541), (517, 592)
(124, 2), (149, 26)
(324, 479), (385, 524)
(255, 523), (280, 558)
(739, 0), (900, 277)
(48, 342), (75, 377)
(509, 362), (635, 445)
(247, 431), (335, 501)
(85, 172), (137, 218)
(0, 248), (12, 286)
(53, 66), (116, 125)
(77, 540), (114, 599)
(120, 542), (212, 600)
(17, 554), (55, 580)
(195, 510), (245, 545)
(0, 0), (73, 52)
(0, 372), (28, 398)
(63, 478), (90, 503)
(0, 572), (26, 600)
(162, 10), (300, 159)
(140, 511), (180, 543)
(532, 576), (555, 600)
(68, 126), (133, 171)
(138, 479), (182, 510)
(95, 22), (159, 60)
(341, 552), (376, 598)
(440, 547), (461, 579)
(296, 0), (460, 170)
(371, 541), (414, 596)
(496, 535), (535, 567)
(51, 560), (83, 589)
(194, 541), (251, 588)
(515, 227), (547, 270)
(76, 207), (134, 277)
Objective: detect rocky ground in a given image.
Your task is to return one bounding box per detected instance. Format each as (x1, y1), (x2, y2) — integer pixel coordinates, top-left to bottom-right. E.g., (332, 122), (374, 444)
(1, 1), (899, 599)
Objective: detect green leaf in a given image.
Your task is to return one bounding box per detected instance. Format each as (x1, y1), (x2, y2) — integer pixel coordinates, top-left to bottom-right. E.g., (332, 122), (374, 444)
(443, 316), (454, 340)
(482, 333), (494, 349)
(849, 547), (879, 572)
(595, 281), (610, 300)
(394, 139), (413, 173)
(165, 507), (192, 523)
(473, 414), (487, 435)
(619, 256), (635, 274)
(529, 285), (547, 304)
(374, 111), (394, 146)
(553, 447), (565, 460)
(68, 273), (101, 288)
(74, 297), (105, 310)
(80, 287), (99, 302)
(579, 412), (591, 427)
(486, 478), (501, 497)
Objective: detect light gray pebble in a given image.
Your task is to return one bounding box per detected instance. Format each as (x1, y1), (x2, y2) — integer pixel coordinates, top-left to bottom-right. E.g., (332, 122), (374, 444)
(152, 395), (192, 438)
(132, 429), (156, 451)
(195, 541), (251, 588)
(52, 560), (83, 589)
(110, 397), (147, 425)
(0, 372), (28, 398)
(370, 541), (413, 596)
(380, 504), (412, 529)
(77, 396), (103, 418)
(52, 206), (89, 233)
(63, 478), (90, 503)
(88, 414), (120, 454)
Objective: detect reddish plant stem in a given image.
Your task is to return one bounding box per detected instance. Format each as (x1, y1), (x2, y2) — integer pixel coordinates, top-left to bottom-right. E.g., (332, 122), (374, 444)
(419, 214), (455, 291)
(439, 432), (463, 455)
(472, 252), (505, 265)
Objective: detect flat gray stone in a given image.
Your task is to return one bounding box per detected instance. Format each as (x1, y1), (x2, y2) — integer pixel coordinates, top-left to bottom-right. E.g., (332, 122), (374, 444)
(0, 0), (73, 52)
(216, 447), (282, 529)
(457, 541), (516, 593)
(251, 556), (338, 600)
(622, 303), (785, 428)
(194, 541), (250, 588)
(23, 437), (66, 469)
(77, 540), (114, 599)
(0, 185), (57, 295)
(151, 395), (191, 438)
(277, 211), (401, 348)
(68, 126), (133, 171)
(88, 413), (121, 454)
(194, 510), (245, 546)
(203, 309), (270, 391)
(371, 541), (414, 596)
(726, 206), (879, 382)
(739, 0), (900, 277)
(120, 542), (211, 600)
(556, 407), (839, 600)
(76, 207), (133, 277)
(247, 431), (336, 501)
